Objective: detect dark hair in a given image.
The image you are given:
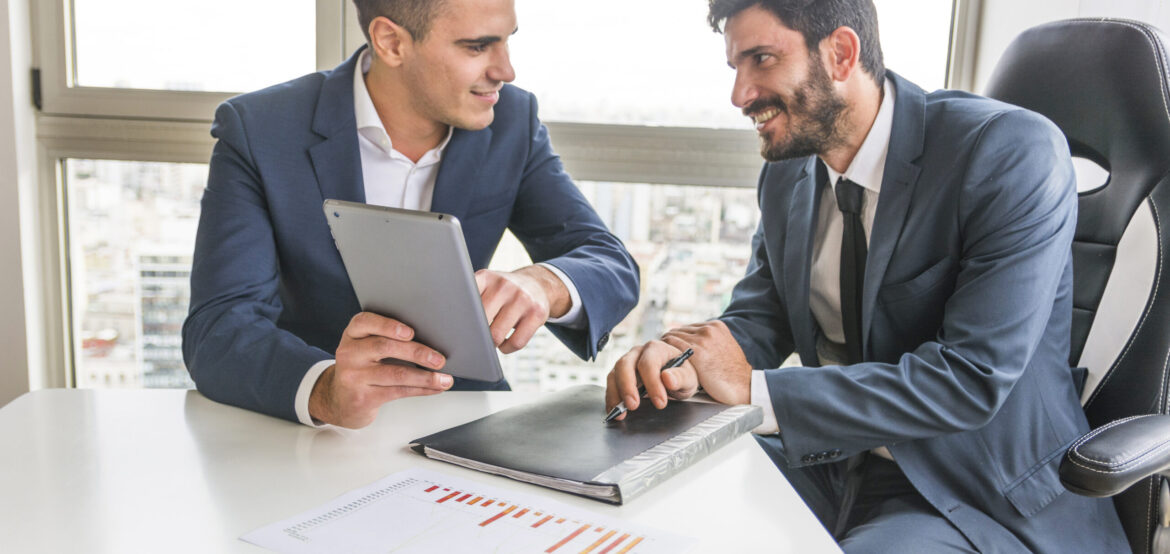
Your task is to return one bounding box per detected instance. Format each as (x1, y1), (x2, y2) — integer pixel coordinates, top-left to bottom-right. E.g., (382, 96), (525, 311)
(351, 0), (448, 42)
(708, 0), (885, 85)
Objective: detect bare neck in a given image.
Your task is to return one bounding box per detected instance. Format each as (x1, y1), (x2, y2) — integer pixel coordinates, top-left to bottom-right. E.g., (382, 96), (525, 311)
(820, 77), (884, 174)
(363, 61), (450, 163)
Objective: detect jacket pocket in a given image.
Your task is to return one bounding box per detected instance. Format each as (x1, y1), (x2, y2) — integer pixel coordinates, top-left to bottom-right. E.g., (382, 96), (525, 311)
(878, 256), (954, 305)
(1003, 443), (1067, 518)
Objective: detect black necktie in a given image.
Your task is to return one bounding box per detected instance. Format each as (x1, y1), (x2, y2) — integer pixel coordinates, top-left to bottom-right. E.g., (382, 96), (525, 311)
(836, 177), (867, 364)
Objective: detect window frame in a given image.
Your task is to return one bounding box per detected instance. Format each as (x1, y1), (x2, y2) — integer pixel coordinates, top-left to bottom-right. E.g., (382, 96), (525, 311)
(28, 0), (969, 389)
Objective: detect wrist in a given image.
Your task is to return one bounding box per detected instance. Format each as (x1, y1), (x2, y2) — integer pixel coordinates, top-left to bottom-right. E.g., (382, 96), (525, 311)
(308, 365), (336, 424)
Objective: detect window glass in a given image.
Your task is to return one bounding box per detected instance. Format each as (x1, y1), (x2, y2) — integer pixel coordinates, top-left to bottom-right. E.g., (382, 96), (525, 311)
(491, 182), (759, 391)
(65, 159), (205, 389)
(71, 0), (316, 92)
(510, 0), (953, 128)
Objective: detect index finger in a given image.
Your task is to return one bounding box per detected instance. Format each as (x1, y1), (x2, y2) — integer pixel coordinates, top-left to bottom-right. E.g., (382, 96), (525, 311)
(635, 341), (677, 410)
(345, 312), (414, 341)
(610, 345), (646, 412)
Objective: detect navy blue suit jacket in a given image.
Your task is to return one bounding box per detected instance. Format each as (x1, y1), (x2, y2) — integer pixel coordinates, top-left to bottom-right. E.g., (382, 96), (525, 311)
(722, 73), (1126, 552)
(182, 49), (639, 422)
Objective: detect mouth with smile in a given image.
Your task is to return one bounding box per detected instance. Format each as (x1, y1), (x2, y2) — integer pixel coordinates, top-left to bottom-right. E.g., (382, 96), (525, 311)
(750, 107), (783, 130)
(471, 88), (501, 105)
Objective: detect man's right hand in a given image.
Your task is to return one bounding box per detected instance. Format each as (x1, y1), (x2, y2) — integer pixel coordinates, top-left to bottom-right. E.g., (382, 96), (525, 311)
(309, 312), (453, 428)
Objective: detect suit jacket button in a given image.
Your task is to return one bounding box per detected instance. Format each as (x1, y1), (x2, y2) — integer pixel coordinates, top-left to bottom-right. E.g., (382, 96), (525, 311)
(597, 333), (609, 351)
(801, 455), (814, 464)
(816, 452), (827, 461)
(830, 449), (841, 458)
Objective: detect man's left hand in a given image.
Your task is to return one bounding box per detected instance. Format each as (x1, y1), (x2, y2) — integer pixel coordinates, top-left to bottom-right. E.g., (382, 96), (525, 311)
(662, 320), (752, 406)
(475, 266), (570, 354)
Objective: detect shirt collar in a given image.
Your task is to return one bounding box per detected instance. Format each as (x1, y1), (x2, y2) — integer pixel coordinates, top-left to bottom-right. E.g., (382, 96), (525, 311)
(822, 78), (895, 193)
(352, 49), (453, 163)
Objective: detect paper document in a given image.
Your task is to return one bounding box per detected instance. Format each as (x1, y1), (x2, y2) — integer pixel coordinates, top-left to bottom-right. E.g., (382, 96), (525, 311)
(241, 468), (694, 553)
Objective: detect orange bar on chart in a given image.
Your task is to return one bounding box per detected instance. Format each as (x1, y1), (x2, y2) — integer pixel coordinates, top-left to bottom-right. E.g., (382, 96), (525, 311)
(615, 537), (643, 554)
(533, 515), (554, 528)
(436, 491), (461, 503)
(513, 508), (530, 518)
(479, 505), (517, 527)
(469, 496), (483, 505)
(579, 530), (617, 554)
(545, 524), (591, 552)
(482, 500), (495, 507)
(557, 518), (566, 524)
(598, 534), (630, 554)
(424, 486), (438, 493)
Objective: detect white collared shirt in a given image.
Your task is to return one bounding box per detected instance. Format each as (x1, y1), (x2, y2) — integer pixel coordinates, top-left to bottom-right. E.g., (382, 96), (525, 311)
(750, 78), (897, 439)
(294, 50), (584, 427)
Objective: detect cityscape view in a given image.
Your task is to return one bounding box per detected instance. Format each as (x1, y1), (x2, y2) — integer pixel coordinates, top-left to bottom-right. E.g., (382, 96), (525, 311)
(66, 160), (758, 392)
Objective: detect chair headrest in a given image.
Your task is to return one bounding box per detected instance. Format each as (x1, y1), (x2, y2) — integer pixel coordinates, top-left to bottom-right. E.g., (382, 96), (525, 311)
(985, 18), (1170, 183)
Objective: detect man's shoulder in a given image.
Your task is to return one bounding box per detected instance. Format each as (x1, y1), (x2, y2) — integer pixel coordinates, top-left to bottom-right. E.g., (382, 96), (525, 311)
(922, 88), (1061, 145)
(219, 71), (330, 121)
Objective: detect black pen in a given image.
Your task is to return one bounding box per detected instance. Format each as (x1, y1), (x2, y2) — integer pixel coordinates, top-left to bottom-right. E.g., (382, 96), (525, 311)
(604, 348), (695, 423)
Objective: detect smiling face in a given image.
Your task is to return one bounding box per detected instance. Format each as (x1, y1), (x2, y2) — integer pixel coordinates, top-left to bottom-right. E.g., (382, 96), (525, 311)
(398, 0), (517, 130)
(724, 5), (848, 162)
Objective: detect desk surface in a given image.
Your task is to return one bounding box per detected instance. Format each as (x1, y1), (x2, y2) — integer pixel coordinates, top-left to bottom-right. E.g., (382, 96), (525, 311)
(0, 389), (838, 552)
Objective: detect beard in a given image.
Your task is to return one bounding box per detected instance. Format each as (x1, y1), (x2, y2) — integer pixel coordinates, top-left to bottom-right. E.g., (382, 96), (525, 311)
(745, 56), (849, 162)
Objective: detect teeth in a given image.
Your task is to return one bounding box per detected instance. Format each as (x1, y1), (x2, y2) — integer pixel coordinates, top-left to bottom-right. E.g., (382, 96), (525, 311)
(752, 108), (780, 126)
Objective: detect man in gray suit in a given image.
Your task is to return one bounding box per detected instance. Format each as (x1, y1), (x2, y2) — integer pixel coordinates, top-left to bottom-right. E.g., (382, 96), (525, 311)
(606, 0), (1127, 551)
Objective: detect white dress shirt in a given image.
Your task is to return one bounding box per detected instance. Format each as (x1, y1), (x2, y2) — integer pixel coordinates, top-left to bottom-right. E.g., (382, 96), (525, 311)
(750, 79), (896, 445)
(294, 50), (584, 426)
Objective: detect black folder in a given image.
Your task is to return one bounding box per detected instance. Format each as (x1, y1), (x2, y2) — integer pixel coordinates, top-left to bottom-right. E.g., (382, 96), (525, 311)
(409, 385), (762, 504)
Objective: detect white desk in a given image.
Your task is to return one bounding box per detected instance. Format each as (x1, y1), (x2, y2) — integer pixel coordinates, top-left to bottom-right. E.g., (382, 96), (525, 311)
(0, 389), (838, 552)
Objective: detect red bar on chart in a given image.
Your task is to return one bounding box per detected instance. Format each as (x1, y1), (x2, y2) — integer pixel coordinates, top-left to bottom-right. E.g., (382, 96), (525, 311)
(513, 508), (530, 518)
(545, 524), (591, 553)
(598, 534), (630, 554)
(469, 496), (483, 505)
(615, 537), (643, 554)
(533, 515), (554, 528)
(479, 505), (517, 527)
(457, 494), (471, 503)
(436, 491), (461, 503)
(424, 486), (439, 493)
(580, 530), (617, 554)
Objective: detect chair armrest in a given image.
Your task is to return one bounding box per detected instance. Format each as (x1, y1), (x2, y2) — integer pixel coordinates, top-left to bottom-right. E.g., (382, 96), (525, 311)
(1060, 414), (1170, 497)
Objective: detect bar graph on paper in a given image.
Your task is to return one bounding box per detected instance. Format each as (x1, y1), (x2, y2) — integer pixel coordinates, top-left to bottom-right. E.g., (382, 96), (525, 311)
(241, 468), (693, 553)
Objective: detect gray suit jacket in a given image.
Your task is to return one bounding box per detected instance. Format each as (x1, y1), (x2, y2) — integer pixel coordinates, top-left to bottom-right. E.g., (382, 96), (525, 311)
(722, 72), (1127, 552)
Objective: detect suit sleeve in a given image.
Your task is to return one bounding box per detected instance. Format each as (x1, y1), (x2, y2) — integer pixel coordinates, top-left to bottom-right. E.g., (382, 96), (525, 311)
(720, 166), (798, 369)
(181, 101), (332, 422)
(763, 110), (1078, 464)
(506, 93), (640, 360)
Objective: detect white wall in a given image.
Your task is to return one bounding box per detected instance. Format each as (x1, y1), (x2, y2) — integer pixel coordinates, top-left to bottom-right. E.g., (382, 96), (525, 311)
(0, 0), (35, 408)
(973, 0), (1170, 92)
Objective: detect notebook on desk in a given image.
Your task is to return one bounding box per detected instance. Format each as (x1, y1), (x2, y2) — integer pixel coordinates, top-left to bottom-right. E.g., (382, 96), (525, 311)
(408, 385), (762, 504)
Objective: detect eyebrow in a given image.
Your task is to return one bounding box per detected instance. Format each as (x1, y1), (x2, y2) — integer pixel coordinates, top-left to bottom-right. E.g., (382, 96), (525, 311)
(455, 27), (519, 47)
(729, 45), (773, 69)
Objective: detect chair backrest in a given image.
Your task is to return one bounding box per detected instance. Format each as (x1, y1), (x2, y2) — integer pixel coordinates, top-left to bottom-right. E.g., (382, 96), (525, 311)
(984, 18), (1170, 554)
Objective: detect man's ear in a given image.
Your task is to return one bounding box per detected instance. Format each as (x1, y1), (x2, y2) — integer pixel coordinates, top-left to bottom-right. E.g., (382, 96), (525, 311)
(368, 16), (412, 68)
(823, 26), (862, 82)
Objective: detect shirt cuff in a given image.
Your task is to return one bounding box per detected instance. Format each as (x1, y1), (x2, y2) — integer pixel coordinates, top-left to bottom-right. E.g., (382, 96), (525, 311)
(295, 359), (337, 428)
(750, 370), (781, 435)
(538, 262), (585, 329)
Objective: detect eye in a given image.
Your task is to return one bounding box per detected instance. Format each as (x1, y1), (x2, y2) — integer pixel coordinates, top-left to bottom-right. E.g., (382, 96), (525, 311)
(753, 53), (774, 65)
(467, 43), (488, 54)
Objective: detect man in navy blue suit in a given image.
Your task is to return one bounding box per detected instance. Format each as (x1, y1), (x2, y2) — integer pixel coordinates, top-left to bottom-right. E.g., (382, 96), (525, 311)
(183, 0), (638, 429)
(607, 0), (1126, 551)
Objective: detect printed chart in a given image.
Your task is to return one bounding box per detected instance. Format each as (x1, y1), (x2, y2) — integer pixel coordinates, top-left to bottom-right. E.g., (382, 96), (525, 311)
(241, 468), (693, 553)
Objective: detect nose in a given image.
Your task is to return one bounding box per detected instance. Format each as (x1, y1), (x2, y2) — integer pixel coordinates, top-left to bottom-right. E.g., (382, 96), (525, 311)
(488, 45), (516, 83)
(730, 69), (757, 110)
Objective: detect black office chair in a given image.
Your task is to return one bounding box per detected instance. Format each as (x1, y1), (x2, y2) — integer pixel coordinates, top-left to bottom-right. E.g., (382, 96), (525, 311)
(984, 18), (1170, 554)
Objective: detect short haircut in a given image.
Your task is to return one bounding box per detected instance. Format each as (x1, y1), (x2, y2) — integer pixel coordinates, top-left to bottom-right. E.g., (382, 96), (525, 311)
(707, 0), (886, 85)
(351, 0), (449, 42)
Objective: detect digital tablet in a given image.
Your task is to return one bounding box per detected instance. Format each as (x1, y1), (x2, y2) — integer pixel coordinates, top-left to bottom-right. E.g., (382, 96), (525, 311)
(323, 199), (504, 383)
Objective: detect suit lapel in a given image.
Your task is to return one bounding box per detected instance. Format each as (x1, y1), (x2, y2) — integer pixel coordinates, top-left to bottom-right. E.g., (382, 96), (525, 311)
(309, 48), (365, 204)
(784, 157), (823, 364)
(430, 127), (493, 223)
(862, 72), (926, 350)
